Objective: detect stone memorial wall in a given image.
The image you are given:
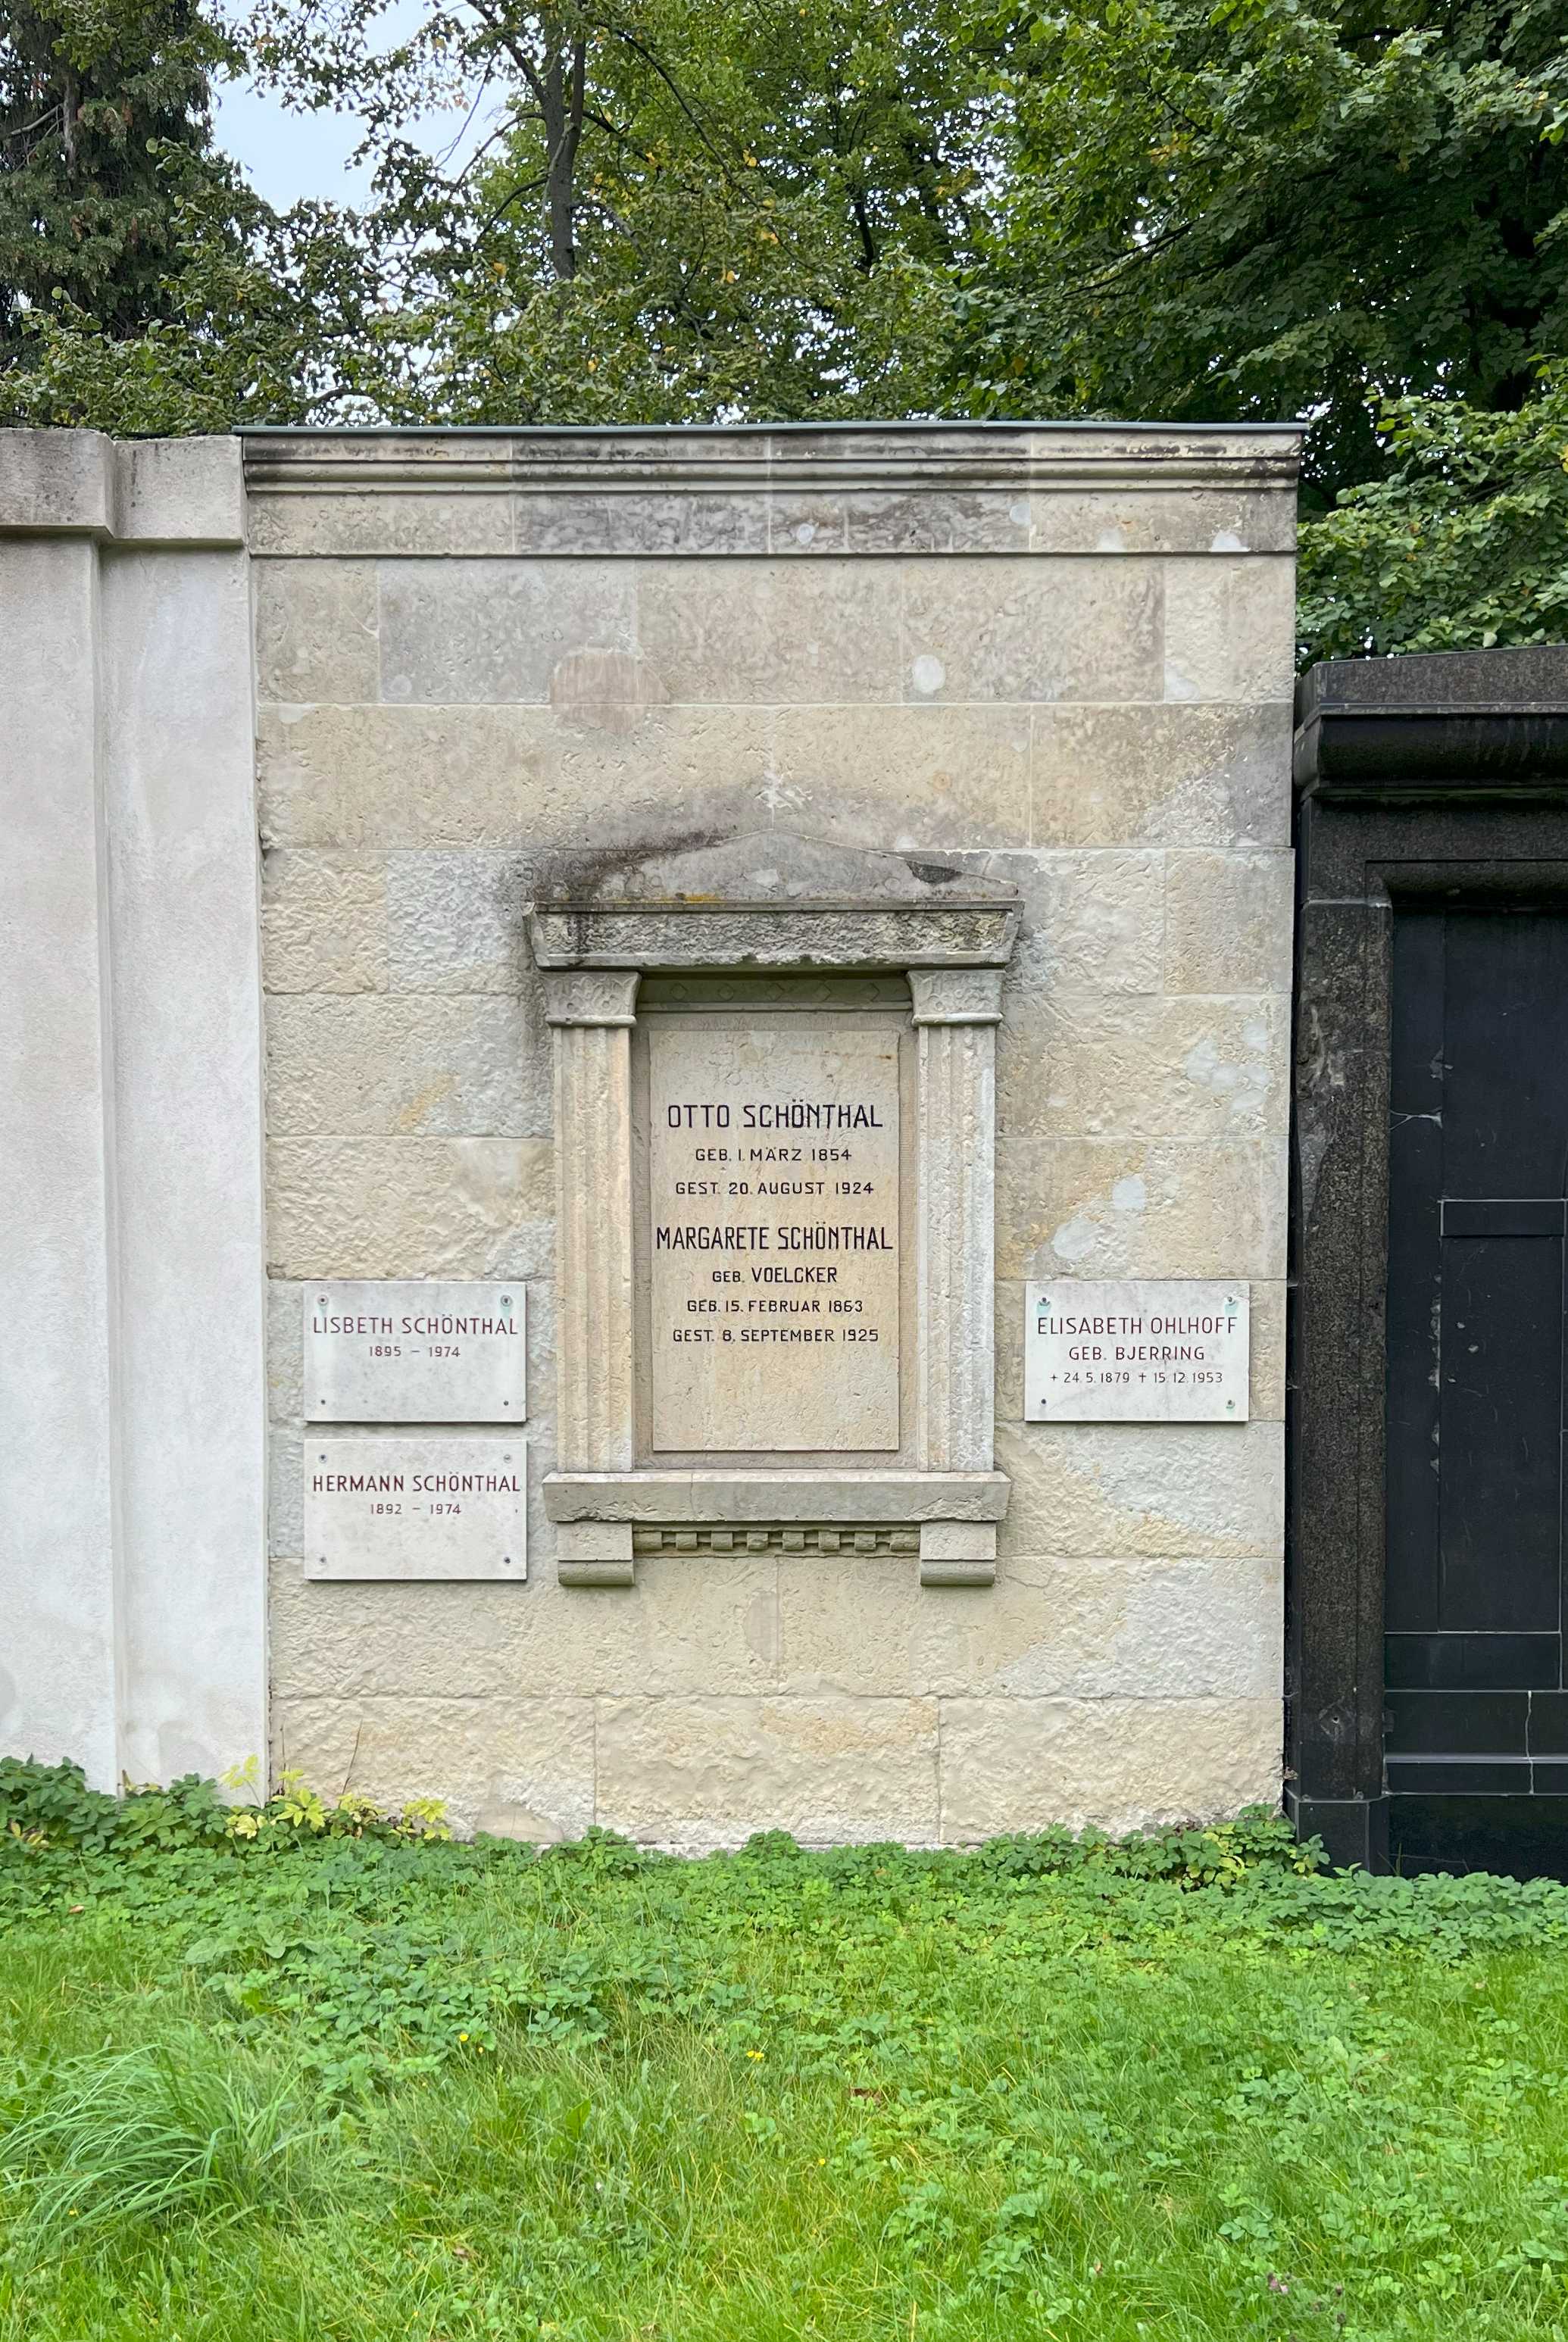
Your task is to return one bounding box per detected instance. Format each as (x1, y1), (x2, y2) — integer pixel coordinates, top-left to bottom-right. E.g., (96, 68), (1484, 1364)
(2, 420), (1301, 1847)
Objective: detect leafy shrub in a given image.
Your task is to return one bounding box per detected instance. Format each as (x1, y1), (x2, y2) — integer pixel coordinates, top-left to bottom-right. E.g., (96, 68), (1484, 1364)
(0, 1758), (123, 1854)
(973, 1803), (1323, 1884)
(0, 1756), (448, 1856)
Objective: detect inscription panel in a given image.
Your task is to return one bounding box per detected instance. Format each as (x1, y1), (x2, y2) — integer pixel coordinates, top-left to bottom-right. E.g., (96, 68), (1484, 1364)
(648, 1023), (901, 1452)
(305, 1437), (526, 1579)
(1024, 1279), (1250, 1422)
(305, 1281), (526, 1423)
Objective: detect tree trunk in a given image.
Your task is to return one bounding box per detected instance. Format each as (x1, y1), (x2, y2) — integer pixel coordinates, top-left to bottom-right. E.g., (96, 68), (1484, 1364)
(541, 28), (586, 281)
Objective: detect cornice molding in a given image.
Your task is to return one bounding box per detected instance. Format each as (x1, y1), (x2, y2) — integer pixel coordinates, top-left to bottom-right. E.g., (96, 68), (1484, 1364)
(526, 831), (1022, 973)
(242, 421), (1302, 498)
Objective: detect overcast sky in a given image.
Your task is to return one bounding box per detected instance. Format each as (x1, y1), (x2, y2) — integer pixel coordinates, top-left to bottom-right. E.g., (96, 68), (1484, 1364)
(210, 2), (488, 211)
(212, 74), (376, 208)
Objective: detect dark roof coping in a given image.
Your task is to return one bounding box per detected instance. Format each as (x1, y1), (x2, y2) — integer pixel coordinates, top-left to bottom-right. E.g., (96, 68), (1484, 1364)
(1295, 648), (1568, 800)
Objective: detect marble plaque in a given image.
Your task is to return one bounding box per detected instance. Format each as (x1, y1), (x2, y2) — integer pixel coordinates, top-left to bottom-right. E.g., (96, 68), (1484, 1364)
(1024, 1280), (1249, 1422)
(648, 1023), (901, 1451)
(305, 1281), (525, 1422)
(305, 1438), (526, 1579)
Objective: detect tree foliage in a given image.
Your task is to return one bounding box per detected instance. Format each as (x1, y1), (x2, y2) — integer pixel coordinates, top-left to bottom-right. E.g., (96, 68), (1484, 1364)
(240, 0), (996, 421)
(958, 0), (1568, 504)
(6, 0), (1568, 661)
(1298, 371), (1568, 656)
(1, 0), (237, 389)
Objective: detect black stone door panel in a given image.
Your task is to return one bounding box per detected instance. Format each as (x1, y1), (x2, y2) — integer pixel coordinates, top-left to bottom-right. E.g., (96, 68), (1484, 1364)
(1385, 907), (1568, 1870)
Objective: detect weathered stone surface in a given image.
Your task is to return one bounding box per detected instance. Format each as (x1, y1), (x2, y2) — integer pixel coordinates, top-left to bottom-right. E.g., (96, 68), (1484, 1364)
(270, 1551), (777, 1697)
(534, 901), (1015, 976)
(1163, 559), (1297, 704)
(254, 561), (379, 705)
(261, 851), (387, 993)
(266, 994), (549, 1138)
(837, 489), (1030, 556)
(995, 1278), (1026, 1421)
(1028, 488), (1295, 557)
(269, 1432), (301, 1560)
(0, 429), (243, 545)
(995, 849), (1166, 998)
(270, 1694), (595, 1840)
(996, 1418), (1282, 1559)
(386, 852), (533, 993)
(900, 557), (1160, 704)
(1164, 849), (1295, 995)
(248, 492), (513, 558)
(267, 1279), (305, 1423)
(938, 1694), (1282, 1839)
(258, 702), (775, 850)
(1005, 1553), (1282, 1697)
(548, 647), (667, 721)
(998, 995), (1288, 1141)
(114, 436), (246, 548)
(996, 1136), (1288, 1279)
(760, 704), (1030, 851)
(1249, 1280), (1286, 1420)
(514, 491), (767, 557)
(636, 560), (904, 703)
(593, 1695), (939, 1849)
(378, 560), (636, 704)
(776, 1550), (1279, 1699)
(1031, 703), (1291, 847)
(0, 429), (113, 534)
(267, 1136), (554, 1278)
(546, 827), (1015, 912)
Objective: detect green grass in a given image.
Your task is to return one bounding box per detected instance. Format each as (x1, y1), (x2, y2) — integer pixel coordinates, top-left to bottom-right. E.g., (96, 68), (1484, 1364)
(5, 1787), (1568, 2340)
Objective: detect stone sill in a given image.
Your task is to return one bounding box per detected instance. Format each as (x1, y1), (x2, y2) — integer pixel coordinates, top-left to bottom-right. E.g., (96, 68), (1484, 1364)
(545, 1469), (1010, 1590)
(545, 1468), (1010, 1524)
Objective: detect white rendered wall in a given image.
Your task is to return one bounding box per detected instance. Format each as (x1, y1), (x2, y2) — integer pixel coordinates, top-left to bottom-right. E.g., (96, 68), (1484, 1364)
(0, 535), (121, 1782)
(0, 432), (267, 1791)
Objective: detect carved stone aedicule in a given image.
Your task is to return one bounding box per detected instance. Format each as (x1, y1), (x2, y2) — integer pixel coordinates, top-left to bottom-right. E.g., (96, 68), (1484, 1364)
(529, 832), (1019, 1586)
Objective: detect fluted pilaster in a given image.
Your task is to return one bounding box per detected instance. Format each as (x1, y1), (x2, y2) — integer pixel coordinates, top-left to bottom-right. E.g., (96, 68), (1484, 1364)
(911, 968), (1002, 1484)
(544, 971), (639, 1475)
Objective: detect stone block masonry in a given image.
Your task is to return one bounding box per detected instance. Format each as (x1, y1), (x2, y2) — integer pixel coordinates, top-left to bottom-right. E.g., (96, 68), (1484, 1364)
(2, 420), (1301, 1843)
(251, 422), (1300, 1845)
